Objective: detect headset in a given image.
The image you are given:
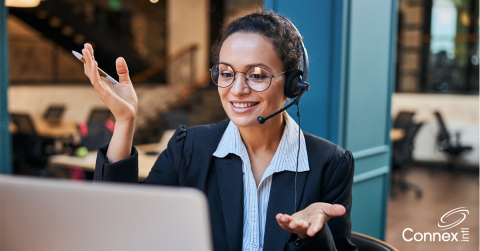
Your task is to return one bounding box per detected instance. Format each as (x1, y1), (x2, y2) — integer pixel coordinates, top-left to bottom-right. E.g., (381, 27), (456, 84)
(257, 16), (310, 125)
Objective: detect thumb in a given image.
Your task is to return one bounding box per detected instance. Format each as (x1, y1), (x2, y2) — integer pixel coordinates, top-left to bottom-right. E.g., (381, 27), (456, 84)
(324, 204), (346, 217)
(116, 57), (131, 84)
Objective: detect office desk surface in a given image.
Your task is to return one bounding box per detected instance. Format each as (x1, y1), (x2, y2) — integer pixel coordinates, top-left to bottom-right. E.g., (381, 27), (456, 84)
(49, 143), (161, 180)
(10, 119), (78, 138)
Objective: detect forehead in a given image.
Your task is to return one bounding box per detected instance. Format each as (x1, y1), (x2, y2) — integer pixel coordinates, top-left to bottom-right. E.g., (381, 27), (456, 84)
(219, 33), (282, 70)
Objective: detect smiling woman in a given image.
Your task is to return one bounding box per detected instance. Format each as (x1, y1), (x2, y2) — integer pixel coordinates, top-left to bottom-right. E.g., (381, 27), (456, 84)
(84, 10), (357, 251)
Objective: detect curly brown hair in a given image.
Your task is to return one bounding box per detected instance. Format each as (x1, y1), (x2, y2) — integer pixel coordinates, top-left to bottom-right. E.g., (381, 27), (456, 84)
(211, 10), (302, 72)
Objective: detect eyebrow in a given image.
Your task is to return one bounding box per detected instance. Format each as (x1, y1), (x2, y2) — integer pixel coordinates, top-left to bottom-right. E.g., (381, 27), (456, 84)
(219, 61), (273, 72)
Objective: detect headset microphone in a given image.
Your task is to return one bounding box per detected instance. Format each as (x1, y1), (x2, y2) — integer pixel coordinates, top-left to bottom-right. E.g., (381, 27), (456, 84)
(257, 83), (309, 124)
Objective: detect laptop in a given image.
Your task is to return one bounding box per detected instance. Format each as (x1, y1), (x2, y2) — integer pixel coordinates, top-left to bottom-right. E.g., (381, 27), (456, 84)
(0, 175), (212, 251)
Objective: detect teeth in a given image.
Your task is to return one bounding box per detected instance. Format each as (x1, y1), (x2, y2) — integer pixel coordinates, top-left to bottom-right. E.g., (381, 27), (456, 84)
(232, 102), (257, 108)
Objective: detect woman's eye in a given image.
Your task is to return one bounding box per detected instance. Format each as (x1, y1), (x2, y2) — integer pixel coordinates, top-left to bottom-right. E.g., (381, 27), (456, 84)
(249, 74), (267, 80)
(220, 72), (233, 78)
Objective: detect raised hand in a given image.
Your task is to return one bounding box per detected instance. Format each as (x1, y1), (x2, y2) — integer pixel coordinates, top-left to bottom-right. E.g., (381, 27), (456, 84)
(82, 43), (138, 123)
(276, 203), (346, 239)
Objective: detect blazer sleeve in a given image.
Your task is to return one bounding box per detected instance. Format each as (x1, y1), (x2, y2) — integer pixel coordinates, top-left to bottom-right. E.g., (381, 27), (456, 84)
(93, 125), (190, 186)
(321, 147), (357, 251)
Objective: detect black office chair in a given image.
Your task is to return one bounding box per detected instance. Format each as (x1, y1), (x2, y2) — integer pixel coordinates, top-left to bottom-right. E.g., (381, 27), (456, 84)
(351, 232), (398, 251)
(81, 123), (113, 151)
(87, 108), (115, 124)
(11, 113), (37, 135)
(391, 122), (424, 199)
(10, 113), (49, 175)
(43, 105), (65, 125)
(434, 111), (472, 170)
(393, 111), (414, 130)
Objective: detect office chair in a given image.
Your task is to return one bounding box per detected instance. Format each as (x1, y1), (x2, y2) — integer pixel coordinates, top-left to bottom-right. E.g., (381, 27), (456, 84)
(81, 123), (113, 151)
(393, 111), (414, 129)
(391, 122), (424, 199)
(87, 108), (115, 124)
(434, 111), (472, 170)
(351, 232), (398, 251)
(43, 105), (65, 125)
(11, 113), (37, 135)
(10, 113), (49, 176)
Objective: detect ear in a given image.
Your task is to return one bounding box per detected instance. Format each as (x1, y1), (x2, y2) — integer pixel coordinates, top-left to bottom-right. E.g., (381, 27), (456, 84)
(284, 69), (303, 98)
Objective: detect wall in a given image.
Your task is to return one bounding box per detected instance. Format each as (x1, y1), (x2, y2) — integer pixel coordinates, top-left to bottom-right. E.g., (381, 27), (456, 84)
(1, 3), (11, 174)
(392, 93), (479, 166)
(167, 0), (209, 81)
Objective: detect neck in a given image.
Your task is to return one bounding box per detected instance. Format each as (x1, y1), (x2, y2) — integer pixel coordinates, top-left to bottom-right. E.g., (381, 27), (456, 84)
(238, 112), (286, 154)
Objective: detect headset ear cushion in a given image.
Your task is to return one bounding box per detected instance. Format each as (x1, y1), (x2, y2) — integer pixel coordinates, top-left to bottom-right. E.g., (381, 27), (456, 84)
(284, 69), (303, 98)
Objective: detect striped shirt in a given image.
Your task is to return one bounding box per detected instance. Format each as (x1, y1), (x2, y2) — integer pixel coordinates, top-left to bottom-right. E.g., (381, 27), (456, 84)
(213, 112), (310, 251)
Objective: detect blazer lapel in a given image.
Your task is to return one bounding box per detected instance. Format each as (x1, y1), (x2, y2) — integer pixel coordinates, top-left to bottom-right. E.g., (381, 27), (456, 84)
(263, 171), (309, 251)
(214, 154), (244, 251)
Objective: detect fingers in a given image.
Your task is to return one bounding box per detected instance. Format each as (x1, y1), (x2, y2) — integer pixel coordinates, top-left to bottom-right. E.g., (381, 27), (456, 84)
(306, 214), (328, 237)
(82, 43), (95, 78)
(116, 57), (131, 84)
(276, 213), (309, 238)
(276, 213), (292, 230)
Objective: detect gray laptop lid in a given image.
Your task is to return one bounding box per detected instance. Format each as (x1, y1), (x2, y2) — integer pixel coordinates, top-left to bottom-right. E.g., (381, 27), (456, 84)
(0, 175), (212, 251)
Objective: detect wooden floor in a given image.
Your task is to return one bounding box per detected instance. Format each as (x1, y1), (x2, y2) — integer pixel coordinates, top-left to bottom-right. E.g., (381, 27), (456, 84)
(386, 166), (479, 251)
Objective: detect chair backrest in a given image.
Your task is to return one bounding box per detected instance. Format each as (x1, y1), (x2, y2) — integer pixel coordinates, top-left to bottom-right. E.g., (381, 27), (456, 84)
(81, 123), (113, 151)
(88, 108), (114, 124)
(11, 113), (37, 135)
(403, 122), (423, 161)
(161, 112), (190, 130)
(351, 232), (398, 251)
(392, 122), (423, 166)
(434, 111), (450, 146)
(43, 106), (65, 124)
(393, 111), (414, 129)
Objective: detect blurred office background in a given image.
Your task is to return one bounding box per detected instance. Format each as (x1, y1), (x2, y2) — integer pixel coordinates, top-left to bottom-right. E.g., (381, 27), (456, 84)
(0, 0), (478, 250)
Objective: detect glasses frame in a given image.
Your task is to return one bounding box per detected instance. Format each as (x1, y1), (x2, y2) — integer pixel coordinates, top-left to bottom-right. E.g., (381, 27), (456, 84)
(209, 63), (289, 92)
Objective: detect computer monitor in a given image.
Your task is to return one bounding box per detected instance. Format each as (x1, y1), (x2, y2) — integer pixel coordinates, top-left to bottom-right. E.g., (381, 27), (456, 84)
(0, 175), (212, 251)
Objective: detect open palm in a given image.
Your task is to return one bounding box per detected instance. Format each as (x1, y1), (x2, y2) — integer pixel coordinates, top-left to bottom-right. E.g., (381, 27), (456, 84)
(82, 43), (138, 123)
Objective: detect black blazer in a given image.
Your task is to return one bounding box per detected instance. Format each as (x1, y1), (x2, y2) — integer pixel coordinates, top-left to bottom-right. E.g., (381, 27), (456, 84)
(93, 120), (357, 251)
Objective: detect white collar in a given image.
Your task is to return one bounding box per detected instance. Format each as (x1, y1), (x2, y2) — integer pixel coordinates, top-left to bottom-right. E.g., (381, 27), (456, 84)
(213, 112), (309, 174)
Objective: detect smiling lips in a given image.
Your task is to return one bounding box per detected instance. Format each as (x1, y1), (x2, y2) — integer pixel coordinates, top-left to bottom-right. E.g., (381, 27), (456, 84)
(231, 102), (259, 108)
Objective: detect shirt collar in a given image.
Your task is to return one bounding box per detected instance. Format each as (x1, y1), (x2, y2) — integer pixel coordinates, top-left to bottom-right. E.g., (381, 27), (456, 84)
(213, 112), (309, 173)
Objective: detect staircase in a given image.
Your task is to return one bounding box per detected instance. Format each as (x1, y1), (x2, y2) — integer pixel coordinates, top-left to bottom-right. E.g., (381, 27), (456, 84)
(9, 0), (165, 82)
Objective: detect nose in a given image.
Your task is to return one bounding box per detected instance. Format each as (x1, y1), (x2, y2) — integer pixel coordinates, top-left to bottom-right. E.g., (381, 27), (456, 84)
(230, 72), (251, 96)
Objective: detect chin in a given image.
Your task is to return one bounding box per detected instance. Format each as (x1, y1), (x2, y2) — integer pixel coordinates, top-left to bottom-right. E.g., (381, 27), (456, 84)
(228, 115), (259, 128)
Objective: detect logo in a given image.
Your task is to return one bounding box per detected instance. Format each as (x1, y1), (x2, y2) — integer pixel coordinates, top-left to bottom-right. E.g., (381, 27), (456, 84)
(438, 207), (469, 230)
(403, 207), (469, 242)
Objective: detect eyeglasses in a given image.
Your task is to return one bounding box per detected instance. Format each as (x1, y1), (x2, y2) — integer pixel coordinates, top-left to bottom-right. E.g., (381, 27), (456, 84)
(209, 63), (288, 92)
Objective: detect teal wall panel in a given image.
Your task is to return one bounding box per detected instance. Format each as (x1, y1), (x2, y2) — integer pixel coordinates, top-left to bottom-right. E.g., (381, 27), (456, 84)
(341, 0), (398, 241)
(351, 175), (387, 238)
(354, 153), (390, 174)
(344, 0), (394, 153)
(0, 3), (11, 174)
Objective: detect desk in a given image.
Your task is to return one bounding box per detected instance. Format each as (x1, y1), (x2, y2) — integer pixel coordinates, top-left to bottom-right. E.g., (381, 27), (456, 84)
(49, 143), (163, 180)
(10, 119), (78, 138)
(390, 128), (405, 142)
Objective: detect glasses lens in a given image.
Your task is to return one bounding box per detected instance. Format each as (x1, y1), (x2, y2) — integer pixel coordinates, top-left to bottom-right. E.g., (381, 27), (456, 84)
(211, 63), (235, 87)
(246, 66), (271, 91)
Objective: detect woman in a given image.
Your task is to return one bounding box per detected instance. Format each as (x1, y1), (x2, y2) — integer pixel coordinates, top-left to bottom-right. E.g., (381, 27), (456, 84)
(83, 11), (357, 251)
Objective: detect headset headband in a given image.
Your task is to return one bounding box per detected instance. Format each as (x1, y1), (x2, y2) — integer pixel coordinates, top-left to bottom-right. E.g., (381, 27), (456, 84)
(280, 17), (309, 82)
